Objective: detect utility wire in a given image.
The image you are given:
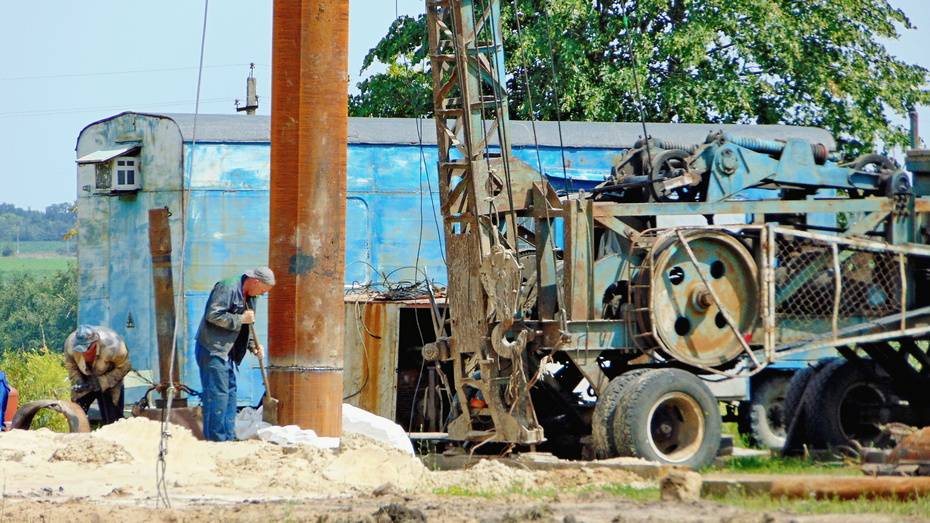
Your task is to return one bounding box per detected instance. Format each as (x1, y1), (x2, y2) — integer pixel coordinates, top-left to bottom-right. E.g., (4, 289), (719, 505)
(0, 63), (264, 82)
(0, 98), (228, 119)
(156, 0), (209, 509)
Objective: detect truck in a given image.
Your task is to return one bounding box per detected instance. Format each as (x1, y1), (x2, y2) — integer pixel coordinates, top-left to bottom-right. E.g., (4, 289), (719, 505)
(414, 0), (930, 467)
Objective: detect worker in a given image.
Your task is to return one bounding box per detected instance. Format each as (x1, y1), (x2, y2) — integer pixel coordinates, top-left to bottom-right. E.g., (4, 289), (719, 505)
(195, 266), (275, 441)
(64, 324), (131, 426)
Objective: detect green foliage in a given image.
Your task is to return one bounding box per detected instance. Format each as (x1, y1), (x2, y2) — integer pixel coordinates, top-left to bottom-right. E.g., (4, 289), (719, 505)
(0, 264), (78, 351)
(353, 1), (929, 157)
(0, 348), (71, 431)
(0, 202), (77, 242)
(0, 240), (76, 256)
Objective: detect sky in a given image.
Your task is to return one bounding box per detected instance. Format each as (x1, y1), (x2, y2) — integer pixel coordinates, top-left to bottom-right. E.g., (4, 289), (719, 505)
(0, 0), (926, 210)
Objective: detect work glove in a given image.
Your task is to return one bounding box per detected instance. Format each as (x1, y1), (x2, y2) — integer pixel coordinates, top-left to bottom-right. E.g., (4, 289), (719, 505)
(73, 375), (102, 394)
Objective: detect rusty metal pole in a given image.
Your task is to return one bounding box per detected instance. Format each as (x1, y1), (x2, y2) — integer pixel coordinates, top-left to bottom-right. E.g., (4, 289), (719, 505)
(268, 0), (348, 436)
(148, 208), (183, 406)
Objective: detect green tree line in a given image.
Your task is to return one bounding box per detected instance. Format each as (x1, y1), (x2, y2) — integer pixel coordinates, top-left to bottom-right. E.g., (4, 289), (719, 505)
(0, 202), (76, 243)
(350, 0), (929, 157)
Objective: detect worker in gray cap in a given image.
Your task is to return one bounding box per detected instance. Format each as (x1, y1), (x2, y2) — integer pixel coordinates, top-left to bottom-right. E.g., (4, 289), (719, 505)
(64, 324), (131, 425)
(195, 266), (275, 441)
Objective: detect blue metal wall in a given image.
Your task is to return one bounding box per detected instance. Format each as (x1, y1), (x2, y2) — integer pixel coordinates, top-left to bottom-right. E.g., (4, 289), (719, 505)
(75, 111), (624, 406)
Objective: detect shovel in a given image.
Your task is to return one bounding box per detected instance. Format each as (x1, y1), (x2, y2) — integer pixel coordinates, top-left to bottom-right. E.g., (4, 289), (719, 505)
(249, 322), (279, 425)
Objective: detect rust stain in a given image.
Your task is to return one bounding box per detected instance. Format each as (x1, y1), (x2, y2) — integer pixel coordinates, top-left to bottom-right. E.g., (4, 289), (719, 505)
(359, 303), (384, 413)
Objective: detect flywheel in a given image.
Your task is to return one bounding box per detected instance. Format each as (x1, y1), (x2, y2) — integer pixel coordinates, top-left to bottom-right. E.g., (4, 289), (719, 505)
(632, 231), (759, 368)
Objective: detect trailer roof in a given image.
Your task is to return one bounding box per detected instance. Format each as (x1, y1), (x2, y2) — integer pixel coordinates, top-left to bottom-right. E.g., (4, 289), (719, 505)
(83, 112), (838, 150)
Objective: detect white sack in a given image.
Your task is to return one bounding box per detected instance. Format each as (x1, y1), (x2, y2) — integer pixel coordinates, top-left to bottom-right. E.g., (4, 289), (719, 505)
(342, 403), (414, 455)
(234, 406), (271, 440)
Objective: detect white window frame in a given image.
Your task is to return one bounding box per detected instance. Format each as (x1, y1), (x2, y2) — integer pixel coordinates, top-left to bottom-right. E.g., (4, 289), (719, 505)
(111, 155), (140, 190)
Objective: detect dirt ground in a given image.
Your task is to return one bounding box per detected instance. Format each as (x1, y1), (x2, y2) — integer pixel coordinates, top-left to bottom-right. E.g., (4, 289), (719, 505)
(2, 418), (928, 522)
(2, 492), (927, 523)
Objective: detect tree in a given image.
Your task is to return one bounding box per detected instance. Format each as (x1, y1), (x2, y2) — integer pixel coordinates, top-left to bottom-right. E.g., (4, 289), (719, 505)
(350, 1), (929, 157)
(0, 264), (78, 352)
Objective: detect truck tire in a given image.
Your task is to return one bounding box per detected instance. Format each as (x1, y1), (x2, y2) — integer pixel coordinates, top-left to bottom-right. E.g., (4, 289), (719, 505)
(591, 369), (650, 458)
(802, 358), (891, 449)
(783, 359), (837, 429)
(747, 374), (791, 450)
(611, 368), (721, 468)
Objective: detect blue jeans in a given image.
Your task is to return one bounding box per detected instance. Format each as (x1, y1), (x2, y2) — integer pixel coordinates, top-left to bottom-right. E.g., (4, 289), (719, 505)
(196, 342), (237, 441)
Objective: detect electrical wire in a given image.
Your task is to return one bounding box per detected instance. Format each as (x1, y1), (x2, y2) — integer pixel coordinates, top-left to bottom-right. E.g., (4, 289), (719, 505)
(0, 98), (229, 119)
(0, 63), (264, 82)
(156, 0), (209, 509)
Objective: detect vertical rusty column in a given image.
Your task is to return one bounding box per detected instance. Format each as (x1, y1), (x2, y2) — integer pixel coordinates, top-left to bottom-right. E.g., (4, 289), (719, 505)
(268, 0), (348, 436)
(148, 208), (181, 404)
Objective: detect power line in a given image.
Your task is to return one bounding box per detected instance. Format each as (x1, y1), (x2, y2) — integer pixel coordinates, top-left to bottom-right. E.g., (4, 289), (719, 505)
(0, 63), (266, 82)
(0, 98), (229, 119)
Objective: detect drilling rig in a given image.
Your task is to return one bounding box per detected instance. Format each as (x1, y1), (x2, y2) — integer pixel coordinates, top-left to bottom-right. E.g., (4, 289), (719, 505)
(422, 0), (930, 467)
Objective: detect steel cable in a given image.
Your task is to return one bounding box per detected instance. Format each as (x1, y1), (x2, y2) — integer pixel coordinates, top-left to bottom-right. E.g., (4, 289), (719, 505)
(155, 0), (209, 509)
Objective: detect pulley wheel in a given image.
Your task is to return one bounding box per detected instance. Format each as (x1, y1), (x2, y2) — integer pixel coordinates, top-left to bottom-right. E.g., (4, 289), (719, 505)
(634, 231), (759, 368)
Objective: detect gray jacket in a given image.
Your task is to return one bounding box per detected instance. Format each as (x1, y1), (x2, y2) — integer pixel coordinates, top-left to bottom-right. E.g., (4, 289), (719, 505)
(196, 275), (256, 362)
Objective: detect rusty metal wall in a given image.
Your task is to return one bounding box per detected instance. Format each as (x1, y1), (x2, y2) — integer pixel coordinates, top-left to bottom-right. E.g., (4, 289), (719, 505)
(343, 301), (400, 419)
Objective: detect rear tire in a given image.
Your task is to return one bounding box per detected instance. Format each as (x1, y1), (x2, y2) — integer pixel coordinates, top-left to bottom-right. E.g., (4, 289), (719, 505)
(591, 369), (650, 458)
(782, 364), (821, 433)
(802, 359), (893, 449)
(611, 368), (721, 469)
(747, 374), (790, 450)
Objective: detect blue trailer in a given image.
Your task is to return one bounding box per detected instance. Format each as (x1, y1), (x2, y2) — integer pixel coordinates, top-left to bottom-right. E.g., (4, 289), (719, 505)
(75, 111), (836, 444)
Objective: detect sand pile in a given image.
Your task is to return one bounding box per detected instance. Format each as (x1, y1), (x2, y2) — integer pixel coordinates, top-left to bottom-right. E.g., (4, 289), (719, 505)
(0, 417), (553, 501)
(50, 436), (132, 464)
(425, 459), (538, 492)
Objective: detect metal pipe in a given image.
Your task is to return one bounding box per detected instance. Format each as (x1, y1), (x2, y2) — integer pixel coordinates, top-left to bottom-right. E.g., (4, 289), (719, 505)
(148, 208), (181, 404)
(910, 108), (920, 149)
(268, 0), (348, 436)
(721, 133), (829, 164)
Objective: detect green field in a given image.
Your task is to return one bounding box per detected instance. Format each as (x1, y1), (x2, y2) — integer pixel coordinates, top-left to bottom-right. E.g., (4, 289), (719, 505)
(0, 240), (74, 255)
(0, 256), (73, 274)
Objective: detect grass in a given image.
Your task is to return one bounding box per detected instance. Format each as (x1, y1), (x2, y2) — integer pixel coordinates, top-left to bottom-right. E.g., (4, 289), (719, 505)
(704, 493), (930, 517)
(0, 256), (72, 274)
(705, 455), (862, 476)
(435, 481), (930, 517)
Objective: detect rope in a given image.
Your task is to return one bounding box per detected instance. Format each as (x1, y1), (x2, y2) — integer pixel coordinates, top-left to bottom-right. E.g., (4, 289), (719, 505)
(622, 15), (655, 182)
(156, 0), (209, 509)
(509, 1), (567, 330)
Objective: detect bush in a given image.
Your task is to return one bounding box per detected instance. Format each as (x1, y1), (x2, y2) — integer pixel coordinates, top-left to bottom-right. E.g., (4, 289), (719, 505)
(0, 264), (77, 350)
(1, 246), (11, 257)
(0, 348), (70, 431)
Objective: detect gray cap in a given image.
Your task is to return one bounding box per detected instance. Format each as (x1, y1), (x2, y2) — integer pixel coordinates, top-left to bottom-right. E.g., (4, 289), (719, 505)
(245, 266), (276, 286)
(73, 324), (99, 353)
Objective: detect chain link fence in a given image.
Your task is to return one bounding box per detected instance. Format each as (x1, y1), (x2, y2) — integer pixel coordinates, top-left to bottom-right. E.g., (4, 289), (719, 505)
(773, 234), (904, 345)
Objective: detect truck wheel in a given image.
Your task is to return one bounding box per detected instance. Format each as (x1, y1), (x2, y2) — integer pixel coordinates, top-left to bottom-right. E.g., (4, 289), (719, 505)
(591, 369), (650, 458)
(611, 368), (721, 468)
(747, 374), (790, 450)
(802, 359), (891, 449)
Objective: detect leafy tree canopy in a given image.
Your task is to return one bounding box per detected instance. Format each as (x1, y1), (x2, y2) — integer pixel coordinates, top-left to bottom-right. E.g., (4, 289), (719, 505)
(350, 0), (929, 156)
(0, 202), (76, 242)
